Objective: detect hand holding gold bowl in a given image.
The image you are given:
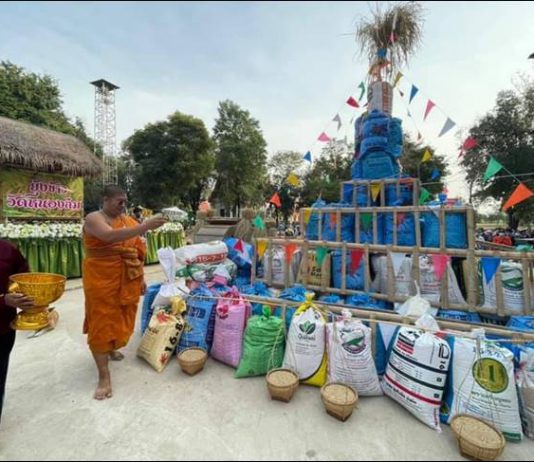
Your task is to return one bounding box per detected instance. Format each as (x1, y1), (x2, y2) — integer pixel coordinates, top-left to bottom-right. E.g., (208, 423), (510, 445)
(8, 273), (66, 331)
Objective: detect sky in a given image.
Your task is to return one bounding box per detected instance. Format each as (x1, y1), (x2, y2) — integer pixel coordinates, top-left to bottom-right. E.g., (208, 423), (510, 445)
(1, 1), (533, 206)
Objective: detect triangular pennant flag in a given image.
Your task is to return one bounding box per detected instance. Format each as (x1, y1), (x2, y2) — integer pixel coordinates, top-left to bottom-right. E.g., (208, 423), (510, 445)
(431, 168), (441, 180)
(371, 183), (381, 202)
(461, 136), (478, 151)
(393, 71), (403, 88)
(407, 109), (412, 117)
(418, 187), (431, 205)
(269, 192), (281, 208)
(483, 157), (504, 183)
(422, 149), (432, 163)
(303, 151), (312, 163)
(318, 132), (331, 142)
(287, 172), (301, 187)
(377, 48), (388, 59)
(350, 249), (364, 273)
(360, 213), (373, 230)
(397, 213), (406, 226)
(389, 31), (396, 44)
(332, 113), (342, 131)
(432, 254), (450, 281)
(346, 96), (359, 108)
(409, 85), (419, 103)
(316, 246), (328, 266)
(417, 132), (422, 142)
(257, 240), (267, 259)
(253, 215), (265, 231)
(391, 253), (405, 277)
(502, 183), (534, 211)
(358, 81), (365, 101)
(285, 243), (298, 263)
(481, 257), (501, 285)
(423, 100), (436, 121)
(438, 117), (456, 137)
(234, 239), (244, 253)
(329, 213), (337, 229)
(303, 208), (312, 224)
(399, 89), (405, 97)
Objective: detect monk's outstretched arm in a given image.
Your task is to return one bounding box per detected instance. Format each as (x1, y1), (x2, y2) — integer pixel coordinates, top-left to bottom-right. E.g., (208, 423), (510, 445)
(84, 213), (166, 244)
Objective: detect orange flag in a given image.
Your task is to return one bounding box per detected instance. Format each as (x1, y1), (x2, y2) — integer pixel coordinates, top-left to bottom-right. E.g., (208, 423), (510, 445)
(285, 243), (298, 263)
(269, 192), (282, 208)
(503, 183), (534, 211)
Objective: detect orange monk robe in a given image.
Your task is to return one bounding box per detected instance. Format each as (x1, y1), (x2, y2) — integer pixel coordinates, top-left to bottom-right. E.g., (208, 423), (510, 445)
(82, 215), (146, 354)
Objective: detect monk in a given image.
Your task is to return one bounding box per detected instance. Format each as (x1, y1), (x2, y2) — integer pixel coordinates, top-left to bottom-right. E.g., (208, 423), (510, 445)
(83, 185), (167, 400)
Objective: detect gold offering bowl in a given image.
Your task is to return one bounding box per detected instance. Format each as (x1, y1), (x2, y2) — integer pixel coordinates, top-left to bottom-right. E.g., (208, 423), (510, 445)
(8, 273), (66, 330)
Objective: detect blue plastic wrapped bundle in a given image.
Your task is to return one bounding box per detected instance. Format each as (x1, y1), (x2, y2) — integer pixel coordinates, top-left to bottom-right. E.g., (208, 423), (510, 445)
(507, 316), (534, 332)
(140, 283), (162, 334)
(385, 178), (414, 206)
(331, 250), (366, 290)
(305, 198), (326, 240)
(321, 202), (355, 242)
(273, 284), (308, 330)
(350, 159), (363, 180)
(345, 293), (390, 310)
(386, 117), (403, 158)
(239, 281), (274, 316)
(383, 212), (416, 246)
(354, 114), (366, 145)
(360, 151), (400, 179)
(342, 183), (376, 207)
(361, 136), (389, 156)
(318, 294), (345, 304)
(362, 110), (390, 138)
(437, 310), (482, 323)
(421, 207), (468, 249)
(224, 237), (253, 279)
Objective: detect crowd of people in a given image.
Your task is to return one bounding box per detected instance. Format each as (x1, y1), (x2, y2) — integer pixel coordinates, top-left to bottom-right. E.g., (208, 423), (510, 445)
(476, 228), (534, 247)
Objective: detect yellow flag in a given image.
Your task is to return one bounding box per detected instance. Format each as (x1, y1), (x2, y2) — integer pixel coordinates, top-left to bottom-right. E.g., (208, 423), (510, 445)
(422, 149), (432, 163)
(303, 208), (312, 224)
(257, 240), (267, 259)
(287, 172), (301, 187)
(371, 183), (381, 202)
(393, 71), (404, 88)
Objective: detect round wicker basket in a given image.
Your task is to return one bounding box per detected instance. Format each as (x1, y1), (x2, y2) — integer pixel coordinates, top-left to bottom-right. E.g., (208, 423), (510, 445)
(266, 368), (299, 403)
(451, 414), (506, 461)
(321, 382), (358, 422)
(177, 347), (208, 376)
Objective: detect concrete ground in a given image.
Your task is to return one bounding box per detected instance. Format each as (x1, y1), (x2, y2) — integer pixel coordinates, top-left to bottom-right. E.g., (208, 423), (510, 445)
(1, 265), (534, 461)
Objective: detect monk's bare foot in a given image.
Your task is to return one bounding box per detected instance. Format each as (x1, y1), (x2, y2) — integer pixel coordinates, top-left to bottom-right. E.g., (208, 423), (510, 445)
(94, 377), (112, 400)
(109, 351), (124, 361)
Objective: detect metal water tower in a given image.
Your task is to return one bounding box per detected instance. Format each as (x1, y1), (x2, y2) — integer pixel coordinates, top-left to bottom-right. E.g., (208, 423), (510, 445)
(91, 79), (119, 185)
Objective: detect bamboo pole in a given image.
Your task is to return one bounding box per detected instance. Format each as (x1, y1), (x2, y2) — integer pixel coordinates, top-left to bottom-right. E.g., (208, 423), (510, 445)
(341, 242), (347, 295)
(336, 208), (341, 242)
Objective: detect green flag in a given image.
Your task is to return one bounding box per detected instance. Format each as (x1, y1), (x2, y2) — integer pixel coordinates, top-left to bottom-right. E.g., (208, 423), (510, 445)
(360, 213), (373, 230)
(316, 246), (328, 266)
(253, 215), (265, 230)
(483, 157), (504, 183)
(418, 187), (431, 205)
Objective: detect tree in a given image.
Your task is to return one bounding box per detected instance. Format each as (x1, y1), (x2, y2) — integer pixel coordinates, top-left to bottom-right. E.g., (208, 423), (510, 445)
(301, 139), (353, 205)
(213, 100), (268, 215)
(123, 111), (214, 211)
(460, 81), (534, 228)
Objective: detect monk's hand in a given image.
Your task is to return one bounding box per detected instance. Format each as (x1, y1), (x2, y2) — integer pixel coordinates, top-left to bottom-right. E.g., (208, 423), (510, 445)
(141, 281), (147, 295)
(143, 216), (168, 231)
(4, 293), (34, 310)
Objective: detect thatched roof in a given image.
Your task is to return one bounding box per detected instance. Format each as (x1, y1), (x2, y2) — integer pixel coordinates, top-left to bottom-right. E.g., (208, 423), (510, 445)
(0, 116), (102, 177)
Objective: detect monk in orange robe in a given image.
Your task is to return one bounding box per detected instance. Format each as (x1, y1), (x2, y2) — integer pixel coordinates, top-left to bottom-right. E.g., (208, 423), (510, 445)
(83, 185), (167, 400)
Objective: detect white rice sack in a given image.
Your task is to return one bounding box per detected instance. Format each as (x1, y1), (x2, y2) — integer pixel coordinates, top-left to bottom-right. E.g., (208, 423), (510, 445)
(419, 256), (466, 306)
(263, 246), (300, 285)
(326, 311), (382, 396)
(153, 247), (189, 307)
(444, 336), (523, 441)
(382, 327), (451, 431)
(174, 240), (228, 265)
(481, 261), (534, 315)
(371, 255), (412, 298)
(517, 346), (534, 439)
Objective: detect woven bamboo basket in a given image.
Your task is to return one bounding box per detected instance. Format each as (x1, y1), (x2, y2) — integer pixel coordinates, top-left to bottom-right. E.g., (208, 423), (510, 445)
(266, 368), (299, 402)
(451, 414), (506, 461)
(177, 347), (208, 376)
(321, 382), (358, 422)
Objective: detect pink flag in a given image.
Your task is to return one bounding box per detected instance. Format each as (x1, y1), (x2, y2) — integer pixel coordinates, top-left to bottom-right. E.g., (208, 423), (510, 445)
(462, 136), (478, 150)
(389, 31), (396, 43)
(432, 254), (450, 281)
(346, 96), (359, 108)
(318, 132), (331, 142)
(234, 239), (244, 253)
(424, 100), (436, 121)
(350, 249), (364, 274)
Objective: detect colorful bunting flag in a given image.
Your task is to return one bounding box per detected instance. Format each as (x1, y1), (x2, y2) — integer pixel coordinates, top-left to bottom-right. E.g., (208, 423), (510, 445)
(417, 132), (422, 142)
(431, 168), (441, 180)
(502, 183), (534, 211)
(418, 188), (431, 205)
(303, 208), (312, 224)
(431, 254), (450, 281)
(360, 213), (373, 230)
(318, 132), (331, 142)
(483, 157), (504, 183)
(377, 48), (387, 59)
(332, 113), (342, 131)
(329, 213), (337, 229)
(389, 31), (396, 44)
(234, 239), (244, 253)
(391, 253), (406, 277)
(371, 183), (381, 202)
(397, 213), (406, 226)
(316, 246), (328, 266)
(269, 192), (281, 208)
(303, 151), (312, 163)
(393, 71), (403, 88)
(481, 257), (501, 284)
(350, 249), (364, 273)
(346, 96), (359, 108)
(358, 81), (365, 101)
(409, 85), (419, 103)
(257, 240), (267, 259)
(438, 117), (456, 137)
(422, 149), (432, 163)
(287, 172), (301, 187)
(423, 100), (436, 121)
(253, 215), (265, 231)
(462, 136), (478, 150)
(399, 89), (405, 97)
(285, 243), (298, 263)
